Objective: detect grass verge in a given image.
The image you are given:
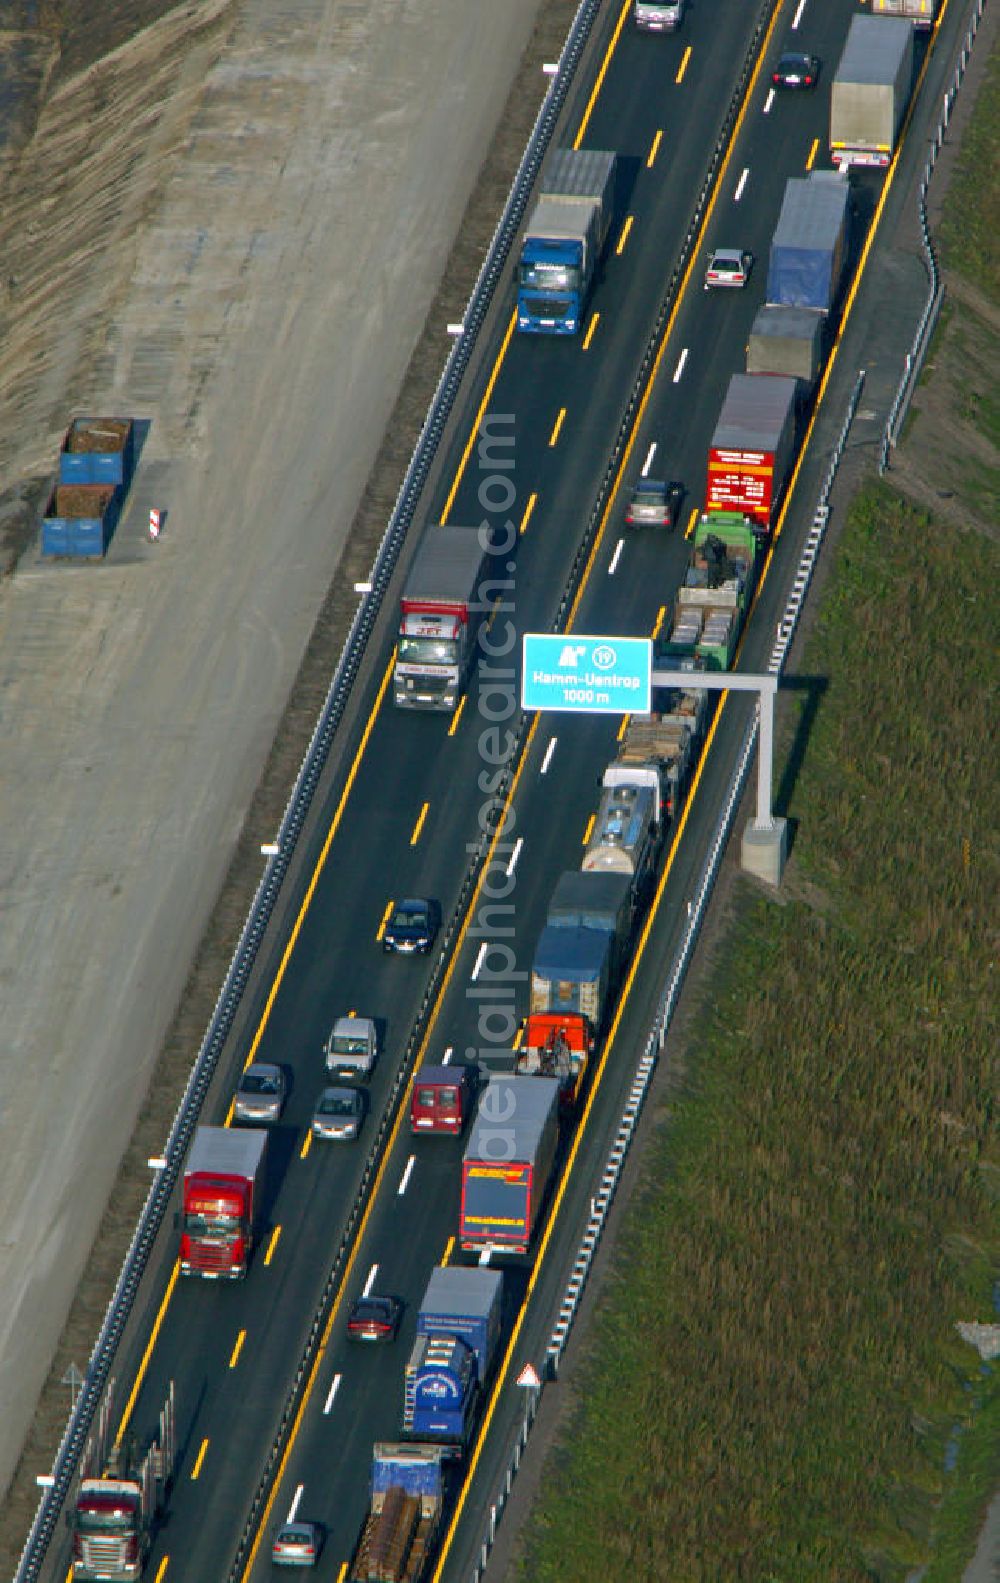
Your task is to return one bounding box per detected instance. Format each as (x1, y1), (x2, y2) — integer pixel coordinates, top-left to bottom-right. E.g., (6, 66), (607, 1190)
(511, 482), (999, 1582)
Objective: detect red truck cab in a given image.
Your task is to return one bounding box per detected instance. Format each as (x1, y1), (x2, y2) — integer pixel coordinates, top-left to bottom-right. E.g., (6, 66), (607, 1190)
(515, 1012), (593, 1109)
(410, 1064), (476, 1135)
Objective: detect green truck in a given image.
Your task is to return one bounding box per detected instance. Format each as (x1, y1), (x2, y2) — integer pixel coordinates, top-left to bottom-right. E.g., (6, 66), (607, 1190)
(665, 514), (760, 671)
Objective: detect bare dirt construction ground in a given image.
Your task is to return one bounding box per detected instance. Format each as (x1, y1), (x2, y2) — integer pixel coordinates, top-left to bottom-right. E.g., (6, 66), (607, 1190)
(0, 0), (577, 1569)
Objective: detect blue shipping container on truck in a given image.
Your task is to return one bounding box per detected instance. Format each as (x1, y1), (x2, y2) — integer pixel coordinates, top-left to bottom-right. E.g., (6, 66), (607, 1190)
(42, 484), (121, 558)
(59, 417), (135, 489)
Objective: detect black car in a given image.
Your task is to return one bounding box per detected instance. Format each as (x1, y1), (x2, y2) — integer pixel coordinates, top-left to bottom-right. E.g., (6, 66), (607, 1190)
(772, 51), (820, 89)
(346, 1294), (403, 1343)
(382, 896), (440, 954)
(624, 478), (685, 530)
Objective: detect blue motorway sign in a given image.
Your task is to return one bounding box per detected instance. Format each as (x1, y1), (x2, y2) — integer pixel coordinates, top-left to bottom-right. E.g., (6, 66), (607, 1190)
(521, 633), (651, 714)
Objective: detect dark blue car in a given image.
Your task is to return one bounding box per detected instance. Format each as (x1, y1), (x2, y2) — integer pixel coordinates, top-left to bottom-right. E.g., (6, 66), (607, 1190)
(382, 897), (441, 955)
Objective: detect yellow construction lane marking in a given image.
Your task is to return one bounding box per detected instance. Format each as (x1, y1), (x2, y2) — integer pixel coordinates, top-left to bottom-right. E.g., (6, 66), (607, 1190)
(647, 129), (664, 168)
(806, 136), (819, 170)
(441, 1236), (455, 1267)
(684, 506), (699, 540)
(615, 214), (634, 256)
(190, 1439), (209, 1481)
(519, 492), (539, 536)
(375, 898), (393, 943)
(582, 813), (596, 846)
(410, 802), (429, 846)
(229, 1330), (246, 1369)
(300, 1130), (313, 1160)
(154, 1559), (169, 1582)
(447, 694), (467, 736)
(617, 714), (630, 742)
(548, 407), (567, 448)
(263, 1226), (281, 1267)
(652, 604), (667, 639)
(114, 1263), (180, 1444)
(675, 45), (692, 85)
(440, 312), (518, 523)
(573, 0), (632, 148)
(582, 312), (600, 350)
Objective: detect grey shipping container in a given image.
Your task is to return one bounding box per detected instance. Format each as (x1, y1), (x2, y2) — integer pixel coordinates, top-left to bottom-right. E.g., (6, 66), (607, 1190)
(746, 306), (824, 390)
(59, 417), (135, 489)
(765, 173), (850, 314)
(401, 525), (491, 607)
(830, 16), (914, 169)
(465, 1076), (560, 1167)
(540, 148), (616, 208)
(711, 373), (798, 456)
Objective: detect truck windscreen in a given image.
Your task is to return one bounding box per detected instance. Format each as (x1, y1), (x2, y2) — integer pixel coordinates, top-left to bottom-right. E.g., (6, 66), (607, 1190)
(398, 637), (458, 665)
(520, 261), (578, 292)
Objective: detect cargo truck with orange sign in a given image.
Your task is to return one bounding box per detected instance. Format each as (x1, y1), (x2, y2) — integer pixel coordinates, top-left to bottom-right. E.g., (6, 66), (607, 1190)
(458, 1076), (560, 1256)
(705, 373), (797, 533)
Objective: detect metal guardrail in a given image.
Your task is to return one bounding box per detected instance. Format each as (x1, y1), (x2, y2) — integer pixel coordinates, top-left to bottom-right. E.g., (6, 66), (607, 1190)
(879, 0), (987, 473)
(13, 1), (613, 1577)
(467, 368), (868, 1583)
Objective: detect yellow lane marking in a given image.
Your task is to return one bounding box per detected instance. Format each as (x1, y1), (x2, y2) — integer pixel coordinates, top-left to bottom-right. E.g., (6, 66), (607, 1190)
(447, 693), (467, 736)
(573, 0), (633, 148)
(617, 714), (630, 742)
(410, 802), (430, 846)
(229, 1330), (246, 1369)
(300, 1130), (313, 1161)
(114, 1263), (180, 1444)
(441, 1236), (455, 1268)
(582, 813), (596, 846)
(190, 1439), (209, 1481)
(336, 1564), (348, 1583)
(154, 1559), (169, 1582)
(263, 1226), (281, 1267)
(652, 604), (667, 639)
(582, 312), (600, 350)
(684, 506), (699, 540)
(615, 214), (634, 256)
(806, 136), (819, 170)
(440, 311), (518, 524)
(548, 407), (567, 448)
(675, 45), (692, 85)
(519, 492), (539, 536)
(647, 129), (664, 168)
(375, 898), (393, 943)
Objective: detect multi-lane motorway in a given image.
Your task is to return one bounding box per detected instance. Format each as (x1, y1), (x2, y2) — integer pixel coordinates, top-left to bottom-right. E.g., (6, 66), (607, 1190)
(38, 0), (940, 1577)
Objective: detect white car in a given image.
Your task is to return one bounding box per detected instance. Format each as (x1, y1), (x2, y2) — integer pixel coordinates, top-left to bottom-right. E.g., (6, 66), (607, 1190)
(705, 247), (753, 290)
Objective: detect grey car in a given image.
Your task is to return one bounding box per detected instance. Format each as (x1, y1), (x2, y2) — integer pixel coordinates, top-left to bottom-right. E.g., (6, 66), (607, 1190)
(233, 1062), (286, 1124)
(272, 1520), (322, 1567)
(311, 1086), (365, 1142)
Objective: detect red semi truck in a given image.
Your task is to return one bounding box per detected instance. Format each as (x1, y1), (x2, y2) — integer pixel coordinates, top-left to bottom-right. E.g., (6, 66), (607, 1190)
(179, 1125), (267, 1279)
(706, 373), (797, 532)
(70, 1384), (175, 1581)
(459, 1076), (560, 1256)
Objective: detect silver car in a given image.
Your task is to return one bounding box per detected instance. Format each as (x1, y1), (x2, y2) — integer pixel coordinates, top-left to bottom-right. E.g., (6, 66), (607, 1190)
(233, 1062), (286, 1124)
(311, 1086), (365, 1142)
(323, 1015), (377, 1081)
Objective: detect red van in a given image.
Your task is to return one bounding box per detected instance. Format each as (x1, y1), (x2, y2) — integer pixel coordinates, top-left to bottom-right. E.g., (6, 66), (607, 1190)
(410, 1064), (476, 1135)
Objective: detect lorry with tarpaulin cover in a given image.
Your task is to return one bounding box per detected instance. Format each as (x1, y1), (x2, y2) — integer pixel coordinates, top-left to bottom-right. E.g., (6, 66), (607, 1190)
(393, 525), (496, 711)
(70, 1383), (175, 1581)
(830, 15), (914, 171)
(705, 374), (797, 533)
(765, 172), (850, 317)
(517, 149), (616, 334)
(402, 1266), (504, 1455)
(667, 514), (760, 670)
(349, 1442), (446, 1583)
(459, 1076), (560, 1255)
(746, 305), (825, 399)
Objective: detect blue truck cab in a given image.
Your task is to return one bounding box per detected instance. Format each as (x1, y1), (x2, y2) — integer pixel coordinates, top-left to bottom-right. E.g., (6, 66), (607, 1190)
(517, 149), (616, 335)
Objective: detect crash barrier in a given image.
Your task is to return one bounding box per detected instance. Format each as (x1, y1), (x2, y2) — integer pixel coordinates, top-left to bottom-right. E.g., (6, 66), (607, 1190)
(467, 371), (867, 1583)
(12, 1), (611, 1577)
(879, 0), (987, 473)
